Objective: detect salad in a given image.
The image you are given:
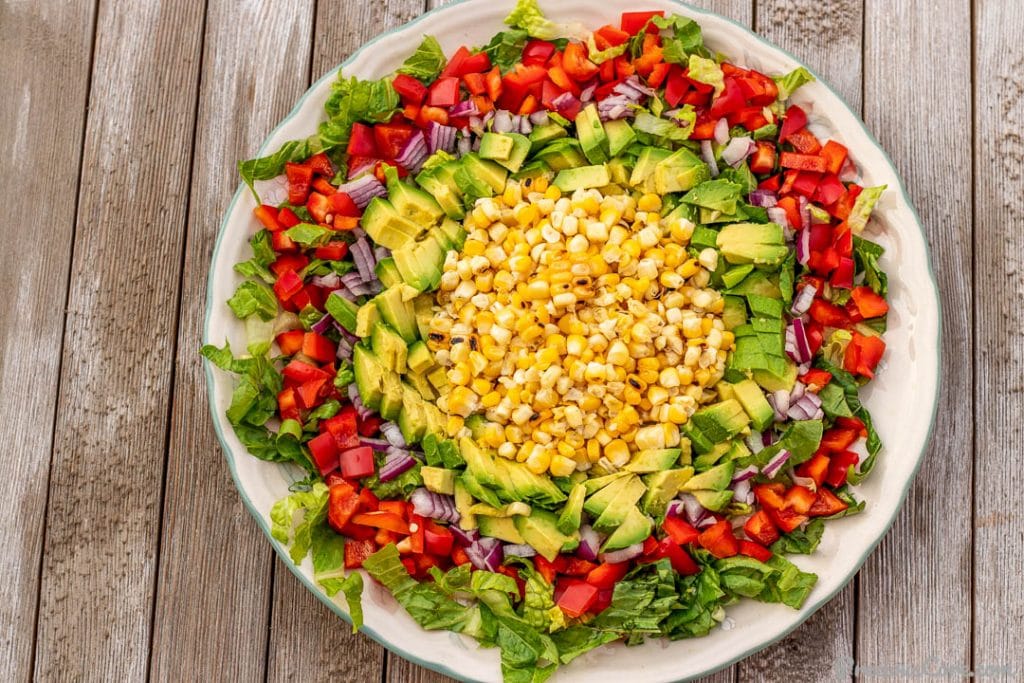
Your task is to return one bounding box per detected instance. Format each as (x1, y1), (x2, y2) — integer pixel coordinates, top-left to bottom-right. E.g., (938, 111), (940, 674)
(204, 1), (891, 680)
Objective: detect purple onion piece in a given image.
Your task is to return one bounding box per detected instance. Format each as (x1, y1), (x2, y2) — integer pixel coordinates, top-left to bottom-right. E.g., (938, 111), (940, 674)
(449, 99), (480, 118)
(665, 499), (687, 518)
(721, 136), (755, 168)
(359, 437), (391, 452)
(351, 238), (376, 281)
(336, 174), (386, 209)
(600, 542), (644, 564)
(762, 449), (793, 479)
(576, 525), (600, 561)
(504, 544), (537, 558)
(381, 421), (406, 448)
(310, 313), (335, 335)
(731, 478), (754, 505)
(310, 273), (342, 289)
(410, 488), (459, 524)
(767, 206), (790, 229)
(745, 431), (766, 454)
(700, 140), (719, 177)
(449, 525), (479, 547)
(492, 110), (514, 134)
(378, 448), (417, 482)
(790, 284), (817, 316)
(347, 157), (379, 180)
(796, 226), (811, 265)
(395, 132), (429, 173)
(713, 118), (730, 145)
(529, 110), (549, 126)
(731, 465), (760, 483)
(748, 189), (778, 208)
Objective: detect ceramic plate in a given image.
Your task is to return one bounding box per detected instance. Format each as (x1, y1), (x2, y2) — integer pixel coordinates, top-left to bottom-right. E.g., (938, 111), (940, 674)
(204, 1), (941, 680)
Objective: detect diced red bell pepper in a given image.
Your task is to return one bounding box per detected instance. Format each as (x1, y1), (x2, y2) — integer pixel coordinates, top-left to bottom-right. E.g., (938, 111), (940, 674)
(351, 511), (410, 535)
(754, 483), (787, 510)
(452, 546), (471, 566)
(799, 368), (833, 390)
(373, 123), (416, 160)
(562, 42), (599, 81)
(775, 195), (802, 230)
(820, 139), (849, 175)
(253, 204), (282, 231)
(831, 256), (855, 289)
(821, 427), (859, 453)
(844, 332), (886, 378)
(749, 142), (777, 175)
(662, 515), (700, 546)
(324, 406), (360, 451)
(710, 78), (746, 118)
(663, 65), (689, 107)
(285, 162), (313, 205)
(273, 269), (305, 303)
(357, 488), (380, 511)
(698, 520), (740, 559)
(427, 77), (461, 107)
(358, 414), (383, 437)
(484, 66), (502, 101)
(786, 128), (823, 155)
(836, 416), (868, 436)
(340, 446), (375, 480)
(796, 452), (832, 488)
(306, 192), (330, 224)
(344, 539), (377, 569)
(343, 521), (378, 541)
(781, 152), (828, 173)
(739, 540), (773, 563)
(296, 377), (328, 410)
(759, 173), (782, 192)
(277, 387), (300, 422)
(327, 482), (359, 532)
(377, 500), (408, 518)
(277, 207), (301, 228)
(814, 173), (845, 205)
(736, 70), (779, 106)
(826, 450), (860, 488)
(808, 298), (851, 328)
(779, 105), (807, 143)
(423, 520), (454, 557)
(282, 360), (327, 386)
(850, 286), (889, 318)
(621, 10), (664, 34)
(301, 332), (336, 364)
(585, 561), (629, 589)
(314, 242), (348, 261)
(311, 177), (336, 196)
(808, 488), (850, 517)
(657, 538), (701, 575)
(556, 581), (599, 618)
(769, 506), (809, 534)
(391, 73), (428, 106)
(275, 329), (305, 356)
(647, 61), (671, 89)
(308, 432), (339, 476)
(462, 71), (486, 96)
(791, 171), (822, 198)
(533, 555), (561, 584)
(785, 486), (818, 515)
(374, 528), (401, 547)
(743, 510), (780, 546)
(690, 116), (721, 141)
(561, 556), (598, 576)
(522, 39), (557, 65)
(328, 191), (359, 218)
(405, 514), (425, 554)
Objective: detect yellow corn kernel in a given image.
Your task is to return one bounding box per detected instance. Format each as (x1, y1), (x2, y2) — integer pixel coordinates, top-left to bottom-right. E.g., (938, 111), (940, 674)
(471, 377), (492, 396)
(677, 366), (694, 385)
(480, 390), (502, 409)
(545, 333), (567, 354)
(447, 387), (478, 418)
(525, 447), (552, 474)
(695, 368), (711, 386)
(482, 422), (505, 447)
(580, 394), (602, 412)
(623, 387), (642, 405)
(521, 324), (544, 343)
(678, 259), (700, 279)
(634, 425), (665, 450)
(521, 280), (550, 300)
(638, 369), (660, 385)
(604, 439), (630, 466)
(531, 175), (548, 193)
(556, 441), (576, 459)
(622, 240), (641, 258)
(545, 185), (562, 200)
(586, 439), (601, 462)
(667, 403), (689, 424)
(721, 331), (735, 347)
(637, 193), (662, 212)
(648, 385), (669, 406)
(663, 423), (680, 448)
(549, 454), (577, 477)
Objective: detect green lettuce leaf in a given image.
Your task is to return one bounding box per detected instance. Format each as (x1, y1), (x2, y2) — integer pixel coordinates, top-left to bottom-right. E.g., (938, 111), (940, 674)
(504, 0), (581, 40)
(687, 54), (724, 95)
(227, 281), (277, 321)
(585, 34), (628, 64)
(549, 626), (619, 664)
(593, 559), (680, 636)
(651, 14), (706, 63)
(269, 482), (329, 563)
(815, 359), (883, 484)
(285, 223), (333, 247)
(847, 185), (886, 234)
(233, 230), (276, 284)
(398, 35), (447, 82)
(239, 138), (316, 199)
(853, 235), (888, 296)
(774, 66), (815, 101)
(482, 29), (529, 73)
(505, 557), (564, 632)
(633, 110), (694, 143)
(770, 518), (825, 554)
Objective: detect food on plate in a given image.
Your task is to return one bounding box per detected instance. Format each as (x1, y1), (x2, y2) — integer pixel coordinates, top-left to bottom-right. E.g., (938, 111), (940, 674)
(204, 1), (891, 678)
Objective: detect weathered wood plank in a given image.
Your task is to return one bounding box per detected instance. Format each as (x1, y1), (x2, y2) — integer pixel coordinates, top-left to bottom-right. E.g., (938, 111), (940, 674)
(735, 3), (863, 681)
(264, 0), (425, 678)
(147, 2), (315, 681)
(0, 0), (95, 680)
(857, 0), (973, 679)
(973, 0), (1024, 679)
(30, 1), (206, 680)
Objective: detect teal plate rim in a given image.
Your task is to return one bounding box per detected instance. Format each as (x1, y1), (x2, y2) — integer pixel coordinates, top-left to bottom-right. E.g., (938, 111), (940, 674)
(203, 1), (943, 680)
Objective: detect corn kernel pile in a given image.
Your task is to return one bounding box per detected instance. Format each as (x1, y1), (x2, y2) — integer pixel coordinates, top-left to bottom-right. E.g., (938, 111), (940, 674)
(429, 178), (735, 477)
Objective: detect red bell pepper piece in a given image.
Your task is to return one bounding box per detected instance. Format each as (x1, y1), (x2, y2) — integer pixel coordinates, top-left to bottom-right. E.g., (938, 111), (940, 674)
(285, 162), (313, 205)
(779, 105), (807, 143)
(324, 406), (360, 451)
(277, 206), (301, 228)
(423, 520), (454, 557)
(253, 204), (282, 231)
(427, 77), (461, 107)
(462, 71), (486, 96)
(796, 452), (832, 488)
(308, 432), (339, 476)
(314, 242), (347, 261)
(452, 546), (471, 566)
(663, 66), (689, 107)
(343, 521), (377, 541)
(351, 511), (410, 535)
(710, 78), (746, 118)
(620, 10), (663, 34)
(301, 332), (336, 364)
(391, 74), (427, 105)
(844, 332), (886, 378)
(358, 414), (383, 437)
(775, 195), (802, 230)
(791, 171), (822, 198)
(340, 446), (375, 480)
(377, 500), (408, 518)
(821, 427), (859, 453)
(295, 377), (328, 410)
(820, 140), (849, 174)
(814, 173), (845, 205)
(739, 540), (773, 563)
(743, 510), (780, 546)
(532, 555), (561, 584)
(808, 298), (851, 328)
(275, 329), (305, 356)
(562, 42), (599, 81)
(522, 39), (557, 65)
(749, 142), (777, 175)
(826, 451), (860, 487)
(809, 488), (850, 517)
(327, 482), (359, 532)
(698, 520), (740, 559)
(656, 538), (701, 575)
(273, 269), (305, 303)
(831, 256), (855, 289)
(781, 151), (828, 173)
(850, 286), (889, 318)
(373, 123), (416, 160)
(556, 581), (599, 618)
(784, 486), (818, 515)
(786, 128), (823, 155)
(647, 61), (671, 89)
(276, 387), (300, 422)
(311, 177), (336, 197)
(736, 70), (779, 105)
(662, 515), (700, 546)
(561, 557), (598, 577)
(357, 487), (380, 511)
(585, 562), (629, 589)
(836, 415), (868, 436)
(344, 539), (377, 569)
(754, 483), (787, 510)
(769, 506), (809, 533)
(306, 192), (330, 224)
(799, 368), (833, 390)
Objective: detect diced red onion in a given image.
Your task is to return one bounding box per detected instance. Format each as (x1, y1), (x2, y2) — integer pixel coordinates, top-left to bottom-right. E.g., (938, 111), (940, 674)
(721, 136), (755, 168)
(379, 447), (417, 481)
(621, 75), (656, 97)
(348, 384), (374, 419)
(449, 99), (480, 118)
(798, 361), (812, 375)
(551, 92), (581, 118)
(695, 514), (718, 530)
(580, 83), (597, 103)
(471, 136), (481, 152)
(336, 174), (386, 209)
(787, 391), (822, 421)
(492, 110), (514, 134)
(395, 132), (429, 173)
(768, 390), (790, 422)
(665, 499), (687, 518)
(519, 117), (533, 135)
(352, 238), (376, 281)
(311, 273), (342, 289)
(340, 271), (373, 297)
(700, 140), (719, 177)
(597, 95), (635, 120)
(839, 156), (858, 182)
(310, 313), (334, 336)
(381, 421), (406, 447)
(347, 157), (379, 180)
(600, 542), (644, 564)
(679, 493), (708, 526)
(529, 110), (549, 126)
(509, 114), (522, 132)
(336, 336), (354, 361)
(449, 525), (479, 547)
(767, 206), (790, 229)
(410, 488), (460, 524)
(456, 135), (472, 156)
(427, 121), (458, 154)
(359, 437), (391, 452)
(785, 318), (813, 364)
(467, 537), (503, 572)
(762, 449), (792, 479)
(790, 284), (817, 316)
(731, 478), (754, 505)
(748, 189), (778, 208)
(788, 468), (817, 492)
(796, 225), (811, 265)
(576, 524), (600, 561)
(504, 543), (537, 558)
(790, 382), (806, 401)
(745, 431), (766, 454)
(731, 465), (759, 483)
(763, 431), (775, 446)
(713, 118), (730, 146)
(798, 196), (811, 230)
(731, 513), (753, 531)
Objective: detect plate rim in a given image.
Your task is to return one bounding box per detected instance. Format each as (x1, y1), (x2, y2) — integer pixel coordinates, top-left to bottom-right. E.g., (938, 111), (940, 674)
(202, 1), (943, 680)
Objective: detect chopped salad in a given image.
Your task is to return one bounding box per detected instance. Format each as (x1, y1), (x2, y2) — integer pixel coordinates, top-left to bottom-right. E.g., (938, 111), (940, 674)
(204, 1), (891, 679)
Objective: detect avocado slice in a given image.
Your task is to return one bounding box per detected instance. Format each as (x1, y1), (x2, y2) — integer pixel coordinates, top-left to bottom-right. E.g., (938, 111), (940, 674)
(553, 164), (610, 192)
(412, 294), (434, 341)
(453, 478), (477, 530)
(479, 132), (515, 161)
(557, 483), (586, 535)
(361, 196), (423, 250)
(397, 384), (429, 443)
(692, 489), (734, 512)
(352, 343), (386, 411)
(459, 436), (499, 488)
(721, 295), (748, 330)
(378, 371), (403, 420)
(384, 166), (444, 227)
(403, 371), (436, 402)
(601, 507), (652, 552)
(603, 119), (637, 157)
(753, 361), (799, 392)
(370, 322), (408, 373)
(717, 222), (789, 267)
(641, 467), (695, 518)
(494, 133), (531, 173)
(732, 378), (775, 431)
(623, 448), (681, 473)
(478, 515), (526, 544)
(427, 366), (448, 392)
(374, 258), (402, 288)
(415, 162), (466, 220)
(575, 103), (609, 164)
(629, 146), (671, 188)
(407, 341), (434, 374)
(690, 399), (750, 443)
(460, 153), (508, 194)
(323, 291), (359, 335)
(459, 470), (503, 509)
(582, 471), (630, 496)
(583, 474), (644, 517)
(374, 285), (418, 344)
(722, 264), (755, 290)
(535, 138), (586, 171)
(592, 481), (648, 532)
(355, 300), (380, 338)
(393, 235), (444, 292)
(653, 146), (710, 194)
(681, 461), (735, 492)
(514, 509), (579, 561)
(438, 217), (467, 251)
(421, 466), (456, 495)
(529, 122), (568, 152)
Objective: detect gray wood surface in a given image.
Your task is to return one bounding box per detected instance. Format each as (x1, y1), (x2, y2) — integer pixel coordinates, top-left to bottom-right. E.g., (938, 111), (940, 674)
(3, 0), (1015, 681)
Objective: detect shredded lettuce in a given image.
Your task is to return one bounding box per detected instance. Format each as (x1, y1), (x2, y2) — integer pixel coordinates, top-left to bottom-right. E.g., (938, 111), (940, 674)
(238, 139), (316, 198)
(269, 482), (329, 563)
(687, 54), (724, 96)
(483, 29), (530, 73)
(651, 14), (707, 63)
(854, 236), (888, 296)
(398, 35), (447, 82)
(285, 223), (333, 247)
(233, 230), (276, 284)
(227, 281), (277, 321)
(771, 518), (825, 555)
(633, 110), (694, 143)
(774, 66), (816, 101)
(847, 185), (886, 234)
(504, 0), (583, 40)
(816, 359), (883, 483)
(585, 34), (627, 65)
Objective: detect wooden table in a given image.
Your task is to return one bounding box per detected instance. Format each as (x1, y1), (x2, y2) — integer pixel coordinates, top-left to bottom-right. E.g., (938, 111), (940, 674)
(2, 0), (1018, 680)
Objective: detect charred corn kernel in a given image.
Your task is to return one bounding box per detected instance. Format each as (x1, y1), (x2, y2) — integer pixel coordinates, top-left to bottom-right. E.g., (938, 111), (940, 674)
(549, 454), (577, 477)
(604, 439), (630, 466)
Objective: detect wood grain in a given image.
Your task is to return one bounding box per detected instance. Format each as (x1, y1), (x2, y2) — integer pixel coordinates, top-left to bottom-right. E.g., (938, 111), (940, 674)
(735, 3), (863, 681)
(264, 0), (425, 679)
(30, 1), (206, 680)
(857, 0), (973, 679)
(972, 0), (1024, 679)
(0, 0), (95, 680)
(146, 1), (315, 681)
